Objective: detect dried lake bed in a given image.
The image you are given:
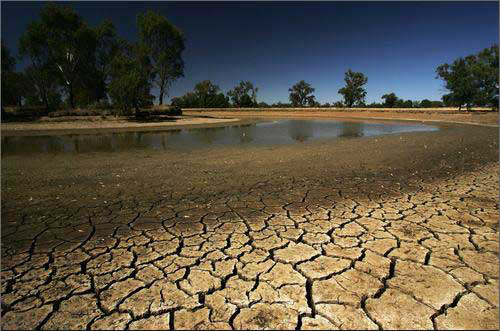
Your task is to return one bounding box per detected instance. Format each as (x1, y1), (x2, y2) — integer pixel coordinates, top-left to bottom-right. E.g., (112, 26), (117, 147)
(1, 117), (498, 329)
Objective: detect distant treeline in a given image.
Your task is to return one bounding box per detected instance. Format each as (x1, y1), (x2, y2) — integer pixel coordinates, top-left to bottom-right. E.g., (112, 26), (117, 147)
(1, 2), (498, 115)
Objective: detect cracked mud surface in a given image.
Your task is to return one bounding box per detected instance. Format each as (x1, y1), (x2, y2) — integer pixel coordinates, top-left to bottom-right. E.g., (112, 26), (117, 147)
(1, 120), (499, 329)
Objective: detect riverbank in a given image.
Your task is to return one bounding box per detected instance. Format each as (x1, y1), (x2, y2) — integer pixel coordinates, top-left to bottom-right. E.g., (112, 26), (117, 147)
(186, 110), (499, 127)
(0, 115), (243, 136)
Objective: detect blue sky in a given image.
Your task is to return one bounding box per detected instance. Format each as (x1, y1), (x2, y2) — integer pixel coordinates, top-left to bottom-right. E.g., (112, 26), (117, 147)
(2, 1), (498, 104)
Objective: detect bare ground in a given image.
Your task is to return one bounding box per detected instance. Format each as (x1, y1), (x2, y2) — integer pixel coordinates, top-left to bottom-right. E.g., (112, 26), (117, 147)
(1, 116), (498, 330)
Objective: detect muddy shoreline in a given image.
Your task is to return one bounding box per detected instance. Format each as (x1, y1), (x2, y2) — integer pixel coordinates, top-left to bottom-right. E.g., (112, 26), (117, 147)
(1, 111), (497, 137)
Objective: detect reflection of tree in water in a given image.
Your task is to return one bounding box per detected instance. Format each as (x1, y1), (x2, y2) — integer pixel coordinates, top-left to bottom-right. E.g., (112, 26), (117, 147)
(74, 134), (114, 153)
(190, 127), (226, 144)
(160, 130), (182, 150)
(288, 121), (313, 142)
(232, 124), (256, 144)
(339, 122), (364, 138)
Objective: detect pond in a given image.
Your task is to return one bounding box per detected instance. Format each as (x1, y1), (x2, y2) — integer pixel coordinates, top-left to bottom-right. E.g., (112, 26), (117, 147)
(1, 119), (438, 156)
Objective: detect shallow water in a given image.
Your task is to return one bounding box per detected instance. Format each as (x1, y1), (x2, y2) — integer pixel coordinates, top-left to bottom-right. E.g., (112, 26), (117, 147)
(1, 119), (438, 156)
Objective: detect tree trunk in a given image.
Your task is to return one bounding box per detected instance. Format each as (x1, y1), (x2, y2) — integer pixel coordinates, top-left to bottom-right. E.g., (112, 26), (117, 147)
(43, 92), (50, 111)
(159, 80), (165, 106)
(69, 84), (75, 109)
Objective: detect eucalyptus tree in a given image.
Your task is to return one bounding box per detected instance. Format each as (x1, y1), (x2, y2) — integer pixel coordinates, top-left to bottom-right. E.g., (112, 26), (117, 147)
(93, 20), (120, 102)
(338, 70), (368, 107)
(436, 45), (499, 110)
(108, 40), (154, 114)
(288, 80), (316, 107)
(137, 10), (185, 105)
(381, 92), (398, 108)
(19, 2), (97, 109)
(1, 41), (22, 107)
(227, 81), (258, 107)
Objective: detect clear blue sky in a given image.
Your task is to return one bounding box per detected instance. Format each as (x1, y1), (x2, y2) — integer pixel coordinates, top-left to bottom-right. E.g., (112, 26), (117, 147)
(2, 1), (498, 104)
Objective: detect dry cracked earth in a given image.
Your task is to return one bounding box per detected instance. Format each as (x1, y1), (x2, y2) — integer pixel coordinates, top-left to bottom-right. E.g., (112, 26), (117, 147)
(1, 121), (499, 330)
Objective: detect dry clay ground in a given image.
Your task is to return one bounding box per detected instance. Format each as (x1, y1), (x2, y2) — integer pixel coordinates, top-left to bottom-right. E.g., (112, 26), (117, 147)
(1, 120), (499, 330)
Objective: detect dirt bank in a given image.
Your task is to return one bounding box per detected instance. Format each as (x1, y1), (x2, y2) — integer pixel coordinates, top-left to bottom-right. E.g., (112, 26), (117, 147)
(186, 110), (499, 127)
(0, 115), (244, 136)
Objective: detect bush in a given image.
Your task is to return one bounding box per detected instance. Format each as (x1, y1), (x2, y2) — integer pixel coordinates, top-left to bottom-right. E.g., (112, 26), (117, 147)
(166, 105), (182, 116)
(88, 99), (112, 110)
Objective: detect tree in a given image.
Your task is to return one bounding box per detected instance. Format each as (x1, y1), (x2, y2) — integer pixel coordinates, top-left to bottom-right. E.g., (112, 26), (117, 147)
(472, 45), (498, 108)
(194, 80), (228, 108)
(258, 101), (269, 108)
(19, 2), (97, 109)
(338, 70), (368, 107)
(381, 92), (398, 108)
(436, 45), (499, 110)
(288, 80), (316, 107)
(171, 81), (229, 108)
(420, 99), (432, 108)
(137, 10), (185, 105)
(93, 20), (120, 102)
(108, 41), (154, 114)
(1, 41), (22, 107)
(227, 81), (258, 107)
(23, 65), (63, 110)
(402, 100), (413, 108)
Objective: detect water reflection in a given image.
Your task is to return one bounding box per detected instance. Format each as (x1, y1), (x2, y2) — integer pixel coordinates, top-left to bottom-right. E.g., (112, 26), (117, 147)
(339, 122), (364, 138)
(1, 119), (438, 156)
(289, 120), (313, 142)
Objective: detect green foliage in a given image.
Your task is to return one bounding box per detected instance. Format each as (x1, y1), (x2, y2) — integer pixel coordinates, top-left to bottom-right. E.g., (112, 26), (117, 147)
(402, 100), (413, 108)
(227, 81), (258, 107)
(137, 10), (185, 105)
(19, 2), (97, 109)
(271, 102), (292, 108)
(288, 80), (316, 107)
(108, 42), (154, 115)
(1, 41), (15, 72)
(436, 45), (499, 110)
(22, 64), (63, 110)
(171, 81), (229, 108)
(420, 99), (432, 108)
(338, 70), (368, 107)
(93, 20), (119, 102)
(258, 102), (269, 108)
(368, 102), (383, 108)
(381, 92), (398, 108)
(1, 41), (21, 107)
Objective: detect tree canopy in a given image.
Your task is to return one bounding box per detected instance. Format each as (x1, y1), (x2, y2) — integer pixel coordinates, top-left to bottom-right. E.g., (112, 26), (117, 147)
(108, 41), (154, 114)
(436, 45), (498, 110)
(227, 81), (258, 107)
(171, 81), (229, 109)
(288, 80), (316, 107)
(19, 3), (97, 109)
(1, 41), (22, 108)
(338, 70), (368, 107)
(381, 93), (398, 108)
(137, 10), (185, 105)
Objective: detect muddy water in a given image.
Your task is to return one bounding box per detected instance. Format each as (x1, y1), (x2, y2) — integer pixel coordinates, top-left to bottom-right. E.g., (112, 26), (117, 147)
(1, 119), (438, 156)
